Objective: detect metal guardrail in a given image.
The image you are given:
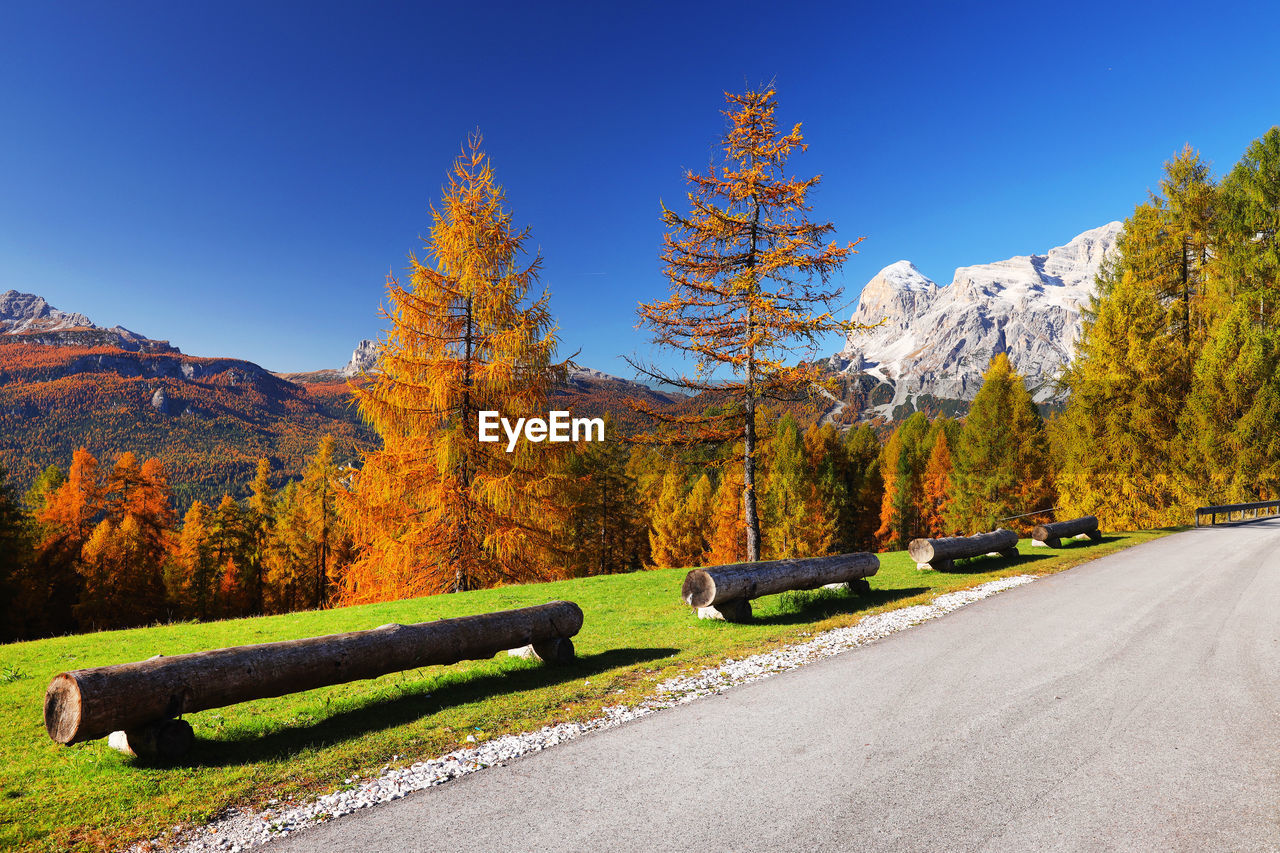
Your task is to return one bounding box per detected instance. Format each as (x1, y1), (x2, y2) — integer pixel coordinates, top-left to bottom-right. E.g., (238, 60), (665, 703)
(1194, 500), (1280, 527)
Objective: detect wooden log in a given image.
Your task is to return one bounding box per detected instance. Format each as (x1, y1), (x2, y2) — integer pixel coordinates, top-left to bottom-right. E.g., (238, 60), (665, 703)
(44, 601), (584, 747)
(907, 529), (1018, 569)
(681, 552), (880, 610)
(1031, 516), (1100, 547)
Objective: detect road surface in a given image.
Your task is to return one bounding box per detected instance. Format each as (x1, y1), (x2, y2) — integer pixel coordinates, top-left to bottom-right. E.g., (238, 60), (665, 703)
(266, 522), (1280, 852)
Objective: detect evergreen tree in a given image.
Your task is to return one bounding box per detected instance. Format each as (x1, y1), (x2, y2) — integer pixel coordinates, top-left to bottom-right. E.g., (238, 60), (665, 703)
(24, 464), (66, 515)
(950, 355), (1052, 533)
(875, 412), (929, 549)
(30, 448), (102, 635)
(707, 458), (747, 564)
(631, 88), (861, 561)
(843, 424), (882, 551)
(763, 414), (832, 558)
(209, 494), (248, 616)
(648, 466), (706, 568)
(74, 453), (174, 629)
(242, 458), (276, 614)
(1182, 304), (1280, 502)
(804, 423), (852, 552)
(0, 466), (33, 642)
(342, 135), (565, 602)
(1214, 128), (1280, 319)
(168, 500), (217, 620)
(265, 481), (308, 613)
(300, 436), (343, 608)
(563, 427), (648, 575)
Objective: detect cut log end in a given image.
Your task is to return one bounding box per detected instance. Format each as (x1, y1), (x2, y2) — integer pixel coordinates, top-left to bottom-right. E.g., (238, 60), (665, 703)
(906, 538), (934, 563)
(681, 570), (716, 609)
(44, 674), (84, 744)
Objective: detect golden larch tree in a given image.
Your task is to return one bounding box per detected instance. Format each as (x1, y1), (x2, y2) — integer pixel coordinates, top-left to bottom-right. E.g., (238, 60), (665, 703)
(920, 429), (954, 537)
(341, 135), (565, 602)
(631, 88), (863, 561)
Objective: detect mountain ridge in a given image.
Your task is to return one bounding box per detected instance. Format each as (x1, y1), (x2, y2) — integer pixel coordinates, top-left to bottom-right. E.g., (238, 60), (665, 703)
(831, 222), (1122, 419)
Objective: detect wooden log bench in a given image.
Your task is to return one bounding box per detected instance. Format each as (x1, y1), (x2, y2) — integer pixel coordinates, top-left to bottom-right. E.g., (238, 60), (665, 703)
(681, 552), (879, 622)
(43, 600), (583, 761)
(1031, 515), (1101, 548)
(907, 529), (1018, 571)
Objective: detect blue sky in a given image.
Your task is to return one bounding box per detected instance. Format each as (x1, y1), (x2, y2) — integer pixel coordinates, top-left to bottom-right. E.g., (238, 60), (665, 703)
(2, 1), (1279, 375)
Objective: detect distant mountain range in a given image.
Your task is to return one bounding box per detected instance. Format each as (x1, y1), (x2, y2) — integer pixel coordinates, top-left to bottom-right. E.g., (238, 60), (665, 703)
(0, 293), (683, 501)
(830, 222), (1121, 419)
(0, 289), (178, 353)
(0, 291), (375, 505)
(0, 220), (1125, 498)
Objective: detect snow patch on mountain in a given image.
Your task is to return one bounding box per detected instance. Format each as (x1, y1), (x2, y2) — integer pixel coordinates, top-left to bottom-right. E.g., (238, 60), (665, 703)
(832, 222), (1122, 418)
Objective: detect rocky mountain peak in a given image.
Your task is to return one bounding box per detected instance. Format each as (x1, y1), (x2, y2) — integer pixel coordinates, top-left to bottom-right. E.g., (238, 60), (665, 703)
(0, 290), (94, 333)
(0, 289), (178, 353)
(832, 222), (1123, 418)
(341, 339), (379, 378)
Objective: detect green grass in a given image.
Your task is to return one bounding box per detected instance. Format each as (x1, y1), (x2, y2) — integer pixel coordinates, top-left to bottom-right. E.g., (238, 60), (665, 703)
(0, 530), (1174, 852)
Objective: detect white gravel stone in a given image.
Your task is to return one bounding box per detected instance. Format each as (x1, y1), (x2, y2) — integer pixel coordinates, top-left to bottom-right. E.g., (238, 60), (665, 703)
(130, 575), (1036, 852)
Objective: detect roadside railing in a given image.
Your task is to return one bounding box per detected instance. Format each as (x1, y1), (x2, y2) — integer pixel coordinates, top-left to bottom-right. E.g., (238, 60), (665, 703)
(1194, 500), (1280, 527)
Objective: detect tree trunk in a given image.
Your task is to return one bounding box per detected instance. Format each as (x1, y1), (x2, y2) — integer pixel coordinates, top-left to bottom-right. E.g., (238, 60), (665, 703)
(908, 529), (1019, 568)
(681, 552), (879, 611)
(743, 395), (760, 562)
(44, 600), (584, 747)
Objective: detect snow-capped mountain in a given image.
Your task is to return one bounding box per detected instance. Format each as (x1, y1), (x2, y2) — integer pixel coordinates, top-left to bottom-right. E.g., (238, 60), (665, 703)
(831, 222), (1122, 418)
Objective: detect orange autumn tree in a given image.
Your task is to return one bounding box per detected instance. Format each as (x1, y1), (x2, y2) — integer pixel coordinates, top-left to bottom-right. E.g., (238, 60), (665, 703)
(75, 453), (175, 630)
(630, 88), (863, 561)
(341, 135), (565, 602)
(920, 429), (954, 537)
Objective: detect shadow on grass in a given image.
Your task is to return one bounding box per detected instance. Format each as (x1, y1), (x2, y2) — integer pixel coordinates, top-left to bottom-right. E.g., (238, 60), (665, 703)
(752, 585), (931, 626)
(1046, 534), (1124, 547)
(177, 646), (677, 768)
(942, 552), (1056, 574)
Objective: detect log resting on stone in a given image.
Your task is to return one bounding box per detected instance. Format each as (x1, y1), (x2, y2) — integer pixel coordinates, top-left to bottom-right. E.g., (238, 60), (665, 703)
(1031, 515), (1100, 549)
(908, 529), (1019, 570)
(681, 552), (879, 622)
(44, 601), (584, 748)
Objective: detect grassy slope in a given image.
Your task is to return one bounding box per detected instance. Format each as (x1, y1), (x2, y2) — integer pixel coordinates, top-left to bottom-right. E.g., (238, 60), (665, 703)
(0, 531), (1173, 852)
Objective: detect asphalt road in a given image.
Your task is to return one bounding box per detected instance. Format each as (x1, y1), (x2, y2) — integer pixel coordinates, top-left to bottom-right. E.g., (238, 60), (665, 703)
(266, 522), (1280, 852)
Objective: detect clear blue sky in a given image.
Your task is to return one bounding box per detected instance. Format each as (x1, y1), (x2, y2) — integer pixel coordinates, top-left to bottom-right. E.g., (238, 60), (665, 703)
(3, 1), (1279, 374)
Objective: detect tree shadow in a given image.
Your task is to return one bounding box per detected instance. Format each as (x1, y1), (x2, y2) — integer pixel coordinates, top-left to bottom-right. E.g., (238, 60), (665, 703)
(171, 646), (677, 768)
(751, 585), (931, 626)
